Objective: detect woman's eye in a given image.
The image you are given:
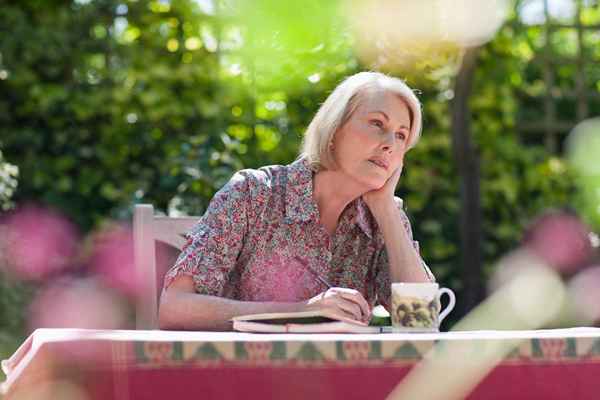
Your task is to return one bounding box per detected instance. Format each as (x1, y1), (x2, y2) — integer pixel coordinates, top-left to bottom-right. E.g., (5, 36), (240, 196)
(370, 119), (384, 128)
(395, 132), (407, 140)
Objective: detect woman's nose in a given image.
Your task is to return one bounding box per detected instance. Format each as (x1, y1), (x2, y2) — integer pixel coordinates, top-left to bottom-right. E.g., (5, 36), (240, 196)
(381, 133), (395, 152)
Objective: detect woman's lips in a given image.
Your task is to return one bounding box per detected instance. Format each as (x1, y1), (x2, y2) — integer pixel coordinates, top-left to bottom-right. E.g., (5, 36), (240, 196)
(368, 159), (389, 170)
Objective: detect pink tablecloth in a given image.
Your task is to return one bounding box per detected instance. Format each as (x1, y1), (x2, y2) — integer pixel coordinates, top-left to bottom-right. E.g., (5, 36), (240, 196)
(2, 328), (600, 399)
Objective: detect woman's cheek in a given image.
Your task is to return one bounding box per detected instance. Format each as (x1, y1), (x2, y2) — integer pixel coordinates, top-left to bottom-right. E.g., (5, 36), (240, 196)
(362, 127), (381, 144)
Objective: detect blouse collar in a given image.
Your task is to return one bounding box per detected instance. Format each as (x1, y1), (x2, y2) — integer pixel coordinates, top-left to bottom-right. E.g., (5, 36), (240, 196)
(284, 157), (376, 239)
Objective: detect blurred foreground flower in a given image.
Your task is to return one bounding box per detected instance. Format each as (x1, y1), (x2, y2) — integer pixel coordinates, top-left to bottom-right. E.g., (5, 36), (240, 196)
(389, 250), (565, 399)
(26, 275), (132, 369)
(28, 277), (128, 331)
(568, 266), (600, 326)
(235, 0), (348, 90)
(88, 224), (139, 300)
(567, 117), (600, 230)
(7, 379), (90, 400)
(522, 210), (593, 275)
(1, 205), (79, 281)
(232, 0), (509, 90)
(486, 249), (566, 329)
(348, 0), (509, 71)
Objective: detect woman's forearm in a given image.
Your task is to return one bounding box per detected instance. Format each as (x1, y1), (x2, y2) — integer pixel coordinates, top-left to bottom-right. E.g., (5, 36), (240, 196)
(370, 202), (431, 283)
(158, 288), (303, 331)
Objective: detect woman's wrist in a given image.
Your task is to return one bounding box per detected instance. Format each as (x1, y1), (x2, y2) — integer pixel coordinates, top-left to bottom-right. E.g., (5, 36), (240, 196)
(369, 198), (399, 222)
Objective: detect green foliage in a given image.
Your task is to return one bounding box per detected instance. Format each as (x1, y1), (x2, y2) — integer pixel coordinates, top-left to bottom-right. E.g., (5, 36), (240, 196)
(567, 118), (600, 230)
(464, 21), (579, 279)
(0, 272), (34, 383)
(0, 150), (18, 211)
(0, 128), (23, 387)
(234, 0), (351, 91)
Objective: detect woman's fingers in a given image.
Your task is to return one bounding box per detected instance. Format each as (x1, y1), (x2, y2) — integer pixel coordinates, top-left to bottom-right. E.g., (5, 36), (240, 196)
(331, 288), (371, 321)
(331, 297), (363, 321)
(325, 306), (362, 323)
(306, 287), (371, 323)
(328, 309), (368, 326)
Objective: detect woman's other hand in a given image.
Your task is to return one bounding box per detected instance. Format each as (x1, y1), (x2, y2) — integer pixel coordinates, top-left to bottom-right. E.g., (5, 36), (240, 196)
(362, 166), (402, 215)
(303, 287), (371, 324)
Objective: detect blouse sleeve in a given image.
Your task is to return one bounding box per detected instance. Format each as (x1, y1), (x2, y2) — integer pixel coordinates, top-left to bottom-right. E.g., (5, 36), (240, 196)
(163, 171), (252, 296)
(374, 198), (435, 310)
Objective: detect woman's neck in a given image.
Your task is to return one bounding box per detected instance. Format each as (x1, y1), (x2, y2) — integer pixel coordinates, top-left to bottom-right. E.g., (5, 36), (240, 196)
(312, 169), (366, 234)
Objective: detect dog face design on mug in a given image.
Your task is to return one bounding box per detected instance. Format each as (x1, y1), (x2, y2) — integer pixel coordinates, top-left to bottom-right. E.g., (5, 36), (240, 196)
(393, 296), (440, 328)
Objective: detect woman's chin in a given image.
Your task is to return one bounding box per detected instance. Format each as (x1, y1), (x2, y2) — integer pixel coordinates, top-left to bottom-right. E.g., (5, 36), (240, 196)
(362, 178), (386, 192)
(348, 170), (387, 192)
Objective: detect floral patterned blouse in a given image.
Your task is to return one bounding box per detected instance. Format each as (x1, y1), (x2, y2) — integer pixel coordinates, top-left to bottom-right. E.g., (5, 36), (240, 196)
(163, 157), (434, 310)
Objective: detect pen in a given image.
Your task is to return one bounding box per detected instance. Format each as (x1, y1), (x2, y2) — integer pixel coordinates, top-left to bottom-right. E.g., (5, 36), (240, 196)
(294, 256), (333, 289)
(295, 256), (373, 324)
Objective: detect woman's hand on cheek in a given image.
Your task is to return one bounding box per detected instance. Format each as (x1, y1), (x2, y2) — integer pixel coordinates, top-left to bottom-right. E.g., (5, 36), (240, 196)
(363, 165), (402, 214)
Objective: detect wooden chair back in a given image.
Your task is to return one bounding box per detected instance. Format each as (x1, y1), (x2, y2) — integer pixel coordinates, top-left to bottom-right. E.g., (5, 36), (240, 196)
(133, 204), (198, 329)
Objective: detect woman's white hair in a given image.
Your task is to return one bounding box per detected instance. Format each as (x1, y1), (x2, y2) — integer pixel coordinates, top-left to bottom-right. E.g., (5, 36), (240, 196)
(300, 71), (422, 171)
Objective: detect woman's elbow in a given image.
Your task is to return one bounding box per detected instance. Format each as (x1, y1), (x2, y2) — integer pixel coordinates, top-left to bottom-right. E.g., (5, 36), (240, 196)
(158, 289), (183, 330)
(158, 275), (195, 330)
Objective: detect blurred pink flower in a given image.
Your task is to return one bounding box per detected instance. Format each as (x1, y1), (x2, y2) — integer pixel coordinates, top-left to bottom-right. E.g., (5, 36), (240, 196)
(28, 277), (128, 331)
(6, 379), (91, 400)
(568, 265), (600, 325)
(1, 205), (78, 281)
(27, 277), (130, 368)
(88, 225), (139, 299)
(523, 212), (592, 274)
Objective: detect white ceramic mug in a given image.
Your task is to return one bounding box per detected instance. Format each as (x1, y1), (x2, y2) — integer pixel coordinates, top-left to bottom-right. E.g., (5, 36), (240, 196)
(391, 282), (456, 331)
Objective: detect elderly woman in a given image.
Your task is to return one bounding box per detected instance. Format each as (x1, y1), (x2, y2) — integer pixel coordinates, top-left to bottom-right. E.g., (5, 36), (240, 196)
(159, 71), (435, 330)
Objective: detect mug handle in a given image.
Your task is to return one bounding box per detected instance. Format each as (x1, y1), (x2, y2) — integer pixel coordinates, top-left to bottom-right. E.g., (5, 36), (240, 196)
(437, 287), (456, 324)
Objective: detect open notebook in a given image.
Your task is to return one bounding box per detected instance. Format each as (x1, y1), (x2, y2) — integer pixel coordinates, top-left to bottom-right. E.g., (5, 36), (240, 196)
(232, 309), (392, 333)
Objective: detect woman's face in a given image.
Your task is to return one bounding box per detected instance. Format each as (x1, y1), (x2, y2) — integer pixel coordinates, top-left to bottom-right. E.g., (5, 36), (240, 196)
(332, 90), (412, 190)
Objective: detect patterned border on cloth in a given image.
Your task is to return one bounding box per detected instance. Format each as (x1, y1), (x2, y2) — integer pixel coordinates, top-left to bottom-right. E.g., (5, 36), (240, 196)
(131, 337), (600, 368)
